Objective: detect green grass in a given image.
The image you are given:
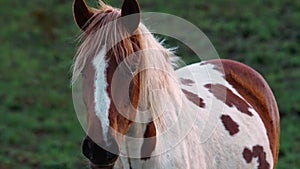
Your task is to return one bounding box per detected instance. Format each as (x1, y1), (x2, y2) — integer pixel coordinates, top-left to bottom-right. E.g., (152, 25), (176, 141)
(0, 0), (299, 168)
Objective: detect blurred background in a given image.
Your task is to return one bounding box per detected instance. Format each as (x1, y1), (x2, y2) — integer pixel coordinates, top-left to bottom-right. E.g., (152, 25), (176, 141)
(0, 0), (299, 168)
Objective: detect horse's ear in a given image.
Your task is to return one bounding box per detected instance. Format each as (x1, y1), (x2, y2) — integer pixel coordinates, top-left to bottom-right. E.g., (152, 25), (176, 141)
(121, 0), (141, 34)
(73, 0), (95, 30)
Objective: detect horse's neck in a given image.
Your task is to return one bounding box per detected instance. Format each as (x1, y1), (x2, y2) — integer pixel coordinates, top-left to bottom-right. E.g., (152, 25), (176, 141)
(120, 49), (186, 156)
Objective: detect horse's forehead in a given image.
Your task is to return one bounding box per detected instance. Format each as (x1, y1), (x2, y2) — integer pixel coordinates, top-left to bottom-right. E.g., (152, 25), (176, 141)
(82, 47), (112, 142)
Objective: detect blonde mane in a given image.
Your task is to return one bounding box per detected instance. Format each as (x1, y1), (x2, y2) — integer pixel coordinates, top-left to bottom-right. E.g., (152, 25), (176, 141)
(72, 3), (182, 132)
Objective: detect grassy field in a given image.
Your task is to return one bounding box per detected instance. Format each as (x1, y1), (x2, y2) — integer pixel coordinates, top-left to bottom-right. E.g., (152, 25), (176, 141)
(0, 0), (299, 168)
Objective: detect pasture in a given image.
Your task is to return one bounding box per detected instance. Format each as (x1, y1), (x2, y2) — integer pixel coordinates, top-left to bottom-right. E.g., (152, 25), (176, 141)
(0, 0), (299, 168)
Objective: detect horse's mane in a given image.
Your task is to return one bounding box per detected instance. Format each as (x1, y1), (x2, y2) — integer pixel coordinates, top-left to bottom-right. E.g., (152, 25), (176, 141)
(72, 2), (182, 132)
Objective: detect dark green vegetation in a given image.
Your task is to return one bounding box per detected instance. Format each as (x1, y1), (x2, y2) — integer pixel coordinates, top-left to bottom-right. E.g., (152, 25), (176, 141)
(0, 0), (299, 168)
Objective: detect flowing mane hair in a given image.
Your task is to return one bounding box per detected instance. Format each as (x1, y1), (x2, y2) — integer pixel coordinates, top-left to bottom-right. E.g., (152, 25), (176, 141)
(72, 2), (183, 132)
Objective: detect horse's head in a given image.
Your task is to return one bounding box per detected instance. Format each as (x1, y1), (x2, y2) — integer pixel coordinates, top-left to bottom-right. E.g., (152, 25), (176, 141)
(72, 0), (158, 168)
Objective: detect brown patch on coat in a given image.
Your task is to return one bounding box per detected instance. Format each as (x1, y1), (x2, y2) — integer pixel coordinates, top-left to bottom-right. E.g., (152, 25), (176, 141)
(220, 115), (239, 136)
(243, 145), (270, 169)
(106, 52), (139, 137)
(141, 122), (157, 160)
(182, 89), (205, 108)
(204, 59), (280, 168)
(103, 19), (143, 138)
(205, 84), (253, 116)
(180, 78), (195, 86)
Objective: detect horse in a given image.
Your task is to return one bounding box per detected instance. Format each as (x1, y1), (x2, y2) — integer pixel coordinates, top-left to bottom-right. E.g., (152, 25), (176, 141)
(72, 0), (280, 168)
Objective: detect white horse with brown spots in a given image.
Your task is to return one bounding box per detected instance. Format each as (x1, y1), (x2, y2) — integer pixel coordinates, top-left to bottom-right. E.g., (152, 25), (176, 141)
(72, 0), (280, 168)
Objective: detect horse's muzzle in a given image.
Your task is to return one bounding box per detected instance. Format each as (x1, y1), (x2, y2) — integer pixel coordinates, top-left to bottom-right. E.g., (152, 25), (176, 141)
(82, 136), (119, 168)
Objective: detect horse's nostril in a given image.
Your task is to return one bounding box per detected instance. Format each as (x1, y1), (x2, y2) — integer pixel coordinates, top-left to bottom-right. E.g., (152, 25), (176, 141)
(106, 151), (118, 161)
(82, 137), (92, 159)
(82, 136), (119, 166)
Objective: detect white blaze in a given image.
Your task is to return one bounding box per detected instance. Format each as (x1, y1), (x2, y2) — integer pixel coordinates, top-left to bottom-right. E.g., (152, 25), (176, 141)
(93, 47), (111, 143)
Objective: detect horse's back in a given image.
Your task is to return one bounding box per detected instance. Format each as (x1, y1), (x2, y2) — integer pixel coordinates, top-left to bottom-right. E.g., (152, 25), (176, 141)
(176, 59), (279, 168)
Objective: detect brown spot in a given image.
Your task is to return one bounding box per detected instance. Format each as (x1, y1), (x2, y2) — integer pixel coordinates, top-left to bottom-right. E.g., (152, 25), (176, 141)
(220, 115), (239, 136)
(205, 84), (253, 116)
(141, 122), (156, 160)
(204, 60), (280, 167)
(180, 78), (195, 86)
(243, 145), (270, 169)
(106, 55), (137, 136)
(182, 89), (205, 108)
(243, 148), (253, 163)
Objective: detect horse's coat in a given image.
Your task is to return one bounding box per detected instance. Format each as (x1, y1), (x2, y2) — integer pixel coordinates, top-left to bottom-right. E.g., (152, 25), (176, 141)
(72, 0), (280, 168)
